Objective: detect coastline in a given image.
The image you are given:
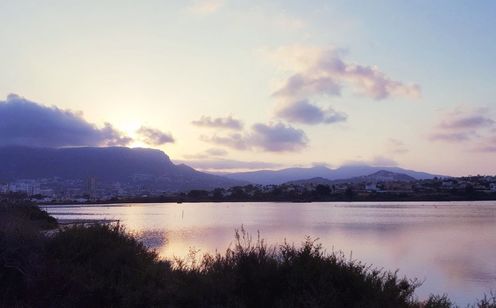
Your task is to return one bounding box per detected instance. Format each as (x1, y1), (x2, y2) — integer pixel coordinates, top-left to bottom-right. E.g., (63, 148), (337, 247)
(39, 195), (496, 206)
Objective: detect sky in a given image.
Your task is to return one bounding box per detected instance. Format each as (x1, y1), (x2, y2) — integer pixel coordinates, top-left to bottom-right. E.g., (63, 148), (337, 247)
(0, 0), (495, 176)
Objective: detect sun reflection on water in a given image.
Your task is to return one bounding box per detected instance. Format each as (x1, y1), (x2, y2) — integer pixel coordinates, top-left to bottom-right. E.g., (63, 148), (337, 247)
(47, 201), (496, 305)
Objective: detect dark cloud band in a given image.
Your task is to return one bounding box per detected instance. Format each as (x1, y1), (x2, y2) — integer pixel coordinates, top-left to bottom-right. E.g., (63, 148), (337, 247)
(0, 94), (131, 147)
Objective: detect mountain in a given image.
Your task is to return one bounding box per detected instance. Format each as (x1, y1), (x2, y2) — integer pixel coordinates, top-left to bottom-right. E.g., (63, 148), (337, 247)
(220, 165), (439, 185)
(0, 146), (244, 191)
(286, 177), (334, 186)
(288, 170), (417, 186)
(348, 170), (417, 183)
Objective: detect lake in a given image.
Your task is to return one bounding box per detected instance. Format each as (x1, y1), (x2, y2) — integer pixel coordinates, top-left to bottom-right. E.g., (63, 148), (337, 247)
(45, 201), (496, 305)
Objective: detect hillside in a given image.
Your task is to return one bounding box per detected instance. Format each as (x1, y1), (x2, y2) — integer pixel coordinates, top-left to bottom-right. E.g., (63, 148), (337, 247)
(0, 146), (244, 191)
(221, 165), (438, 185)
(287, 170), (417, 186)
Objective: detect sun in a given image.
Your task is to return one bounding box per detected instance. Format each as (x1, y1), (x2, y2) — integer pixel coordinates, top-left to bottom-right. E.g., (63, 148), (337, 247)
(119, 122), (147, 148)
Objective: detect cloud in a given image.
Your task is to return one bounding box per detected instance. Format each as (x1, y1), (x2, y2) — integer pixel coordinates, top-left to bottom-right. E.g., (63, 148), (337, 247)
(473, 136), (496, 152)
(183, 148), (229, 159)
(263, 45), (420, 125)
(205, 148), (228, 156)
(188, 0), (224, 14)
(439, 114), (494, 130)
(475, 145), (496, 152)
(387, 138), (409, 154)
(137, 126), (175, 145)
(429, 107), (494, 144)
(99, 123), (133, 146)
(370, 155), (399, 167)
(311, 162), (332, 168)
(192, 115), (243, 130)
(250, 122), (308, 152)
(0, 94), (132, 147)
(275, 100), (347, 125)
(344, 155), (398, 167)
(267, 45), (421, 100)
(175, 158), (281, 171)
(273, 73), (342, 99)
(201, 122), (308, 152)
(429, 132), (473, 142)
(201, 133), (248, 150)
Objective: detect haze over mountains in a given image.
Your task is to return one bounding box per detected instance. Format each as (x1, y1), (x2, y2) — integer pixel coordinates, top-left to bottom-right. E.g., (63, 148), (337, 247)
(287, 170), (417, 186)
(219, 165), (438, 185)
(0, 146), (439, 192)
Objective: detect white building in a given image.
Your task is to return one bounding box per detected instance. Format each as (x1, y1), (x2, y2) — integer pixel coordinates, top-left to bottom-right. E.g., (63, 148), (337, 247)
(4, 180), (41, 196)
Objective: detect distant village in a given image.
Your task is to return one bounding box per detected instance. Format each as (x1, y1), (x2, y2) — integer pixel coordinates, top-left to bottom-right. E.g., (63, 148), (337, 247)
(0, 176), (164, 203)
(2, 172), (496, 203)
(176, 175), (496, 202)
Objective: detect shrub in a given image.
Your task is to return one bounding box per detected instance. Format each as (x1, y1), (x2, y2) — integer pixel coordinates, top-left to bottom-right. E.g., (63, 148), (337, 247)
(0, 204), (494, 307)
(36, 224), (172, 307)
(0, 202), (53, 306)
(0, 201), (57, 230)
(167, 229), (422, 307)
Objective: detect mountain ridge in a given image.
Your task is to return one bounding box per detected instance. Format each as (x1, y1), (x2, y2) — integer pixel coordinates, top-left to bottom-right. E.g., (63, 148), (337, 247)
(287, 170), (417, 186)
(218, 165), (440, 185)
(0, 146), (245, 191)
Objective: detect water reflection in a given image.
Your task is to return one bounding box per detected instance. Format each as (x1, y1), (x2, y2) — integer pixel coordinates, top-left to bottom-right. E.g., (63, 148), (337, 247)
(46, 201), (496, 305)
(134, 230), (167, 250)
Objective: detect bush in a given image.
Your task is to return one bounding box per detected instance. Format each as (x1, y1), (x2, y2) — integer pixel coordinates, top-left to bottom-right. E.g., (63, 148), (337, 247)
(166, 229), (423, 308)
(0, 202), (56, 306)
(473, 293), (496, 308)
(30, 224), (171, 307)
(1, 204), (494, 307)
(0, 201), (57, 230)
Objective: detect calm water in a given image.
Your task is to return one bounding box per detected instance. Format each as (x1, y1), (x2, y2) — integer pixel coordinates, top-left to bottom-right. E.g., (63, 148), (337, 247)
(45, 201), (496, 305)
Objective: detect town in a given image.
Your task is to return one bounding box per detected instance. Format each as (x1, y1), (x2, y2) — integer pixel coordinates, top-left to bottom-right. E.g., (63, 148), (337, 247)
(2, 173), (496, 204)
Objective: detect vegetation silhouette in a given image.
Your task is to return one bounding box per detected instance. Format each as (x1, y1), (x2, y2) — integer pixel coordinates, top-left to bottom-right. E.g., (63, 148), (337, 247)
(1, 202), (495, 307)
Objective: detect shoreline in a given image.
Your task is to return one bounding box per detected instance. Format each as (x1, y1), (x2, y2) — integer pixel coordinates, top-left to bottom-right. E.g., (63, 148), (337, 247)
(39, 198), (496, 207)
(3, 201), (495, 307)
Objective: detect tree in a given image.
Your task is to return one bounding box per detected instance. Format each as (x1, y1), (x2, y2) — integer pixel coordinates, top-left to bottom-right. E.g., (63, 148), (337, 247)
(345, 187), (354, 200)
(314, 185), (331, 197)
(212, 188), (225, 200)
(187, 190), (209, 199)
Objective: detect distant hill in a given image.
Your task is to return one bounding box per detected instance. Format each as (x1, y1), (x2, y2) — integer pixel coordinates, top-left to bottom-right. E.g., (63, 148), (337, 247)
(288, 170), (417, 186)
(347, 170), (417, 183)
(286, 177), (334, 186)
(0, 146), (244, 191)
(220, 165), (439, 185)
